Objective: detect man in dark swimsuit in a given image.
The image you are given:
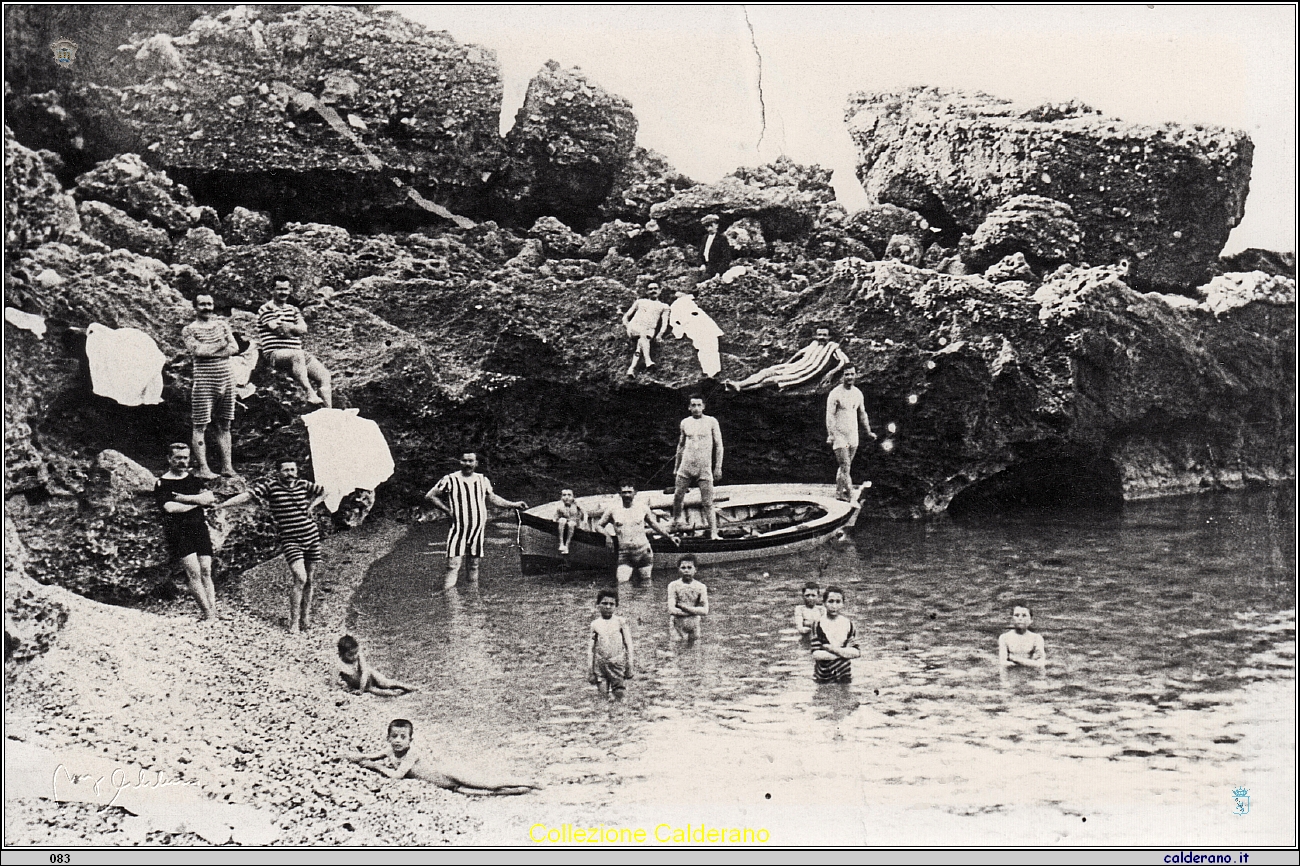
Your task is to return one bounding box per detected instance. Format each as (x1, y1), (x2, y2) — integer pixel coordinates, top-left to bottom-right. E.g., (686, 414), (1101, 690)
(155, 442), (218, 620)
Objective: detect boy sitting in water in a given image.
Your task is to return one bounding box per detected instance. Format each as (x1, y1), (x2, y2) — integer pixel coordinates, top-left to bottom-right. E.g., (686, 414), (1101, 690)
(793, 581), (825, 637)
(337, 635), (418, 696)
(555, 488), (585, 555)
(347, 719), (542, 796)
(998, 603), (1047, 670)
(667, 554), (709, 643)
(588, 589), (635, 700)
(810, 585), (860, 683)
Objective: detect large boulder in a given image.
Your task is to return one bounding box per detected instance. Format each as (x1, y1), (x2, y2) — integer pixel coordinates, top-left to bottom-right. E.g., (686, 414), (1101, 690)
(4, 126), (81, 256)
(966, 194), (1082, 272)
(10, 6), (506, 228)
(649, 157), (835, 242)
(526, 216), (584, 259)
(221, 206), (273, 246)
(845, 87), (1253, 291)
(598, 146), (695, 223)
(842, 203), (928, 259)
(4, 519), (71, 667)
(494, 61), (639, 230)
(74, 153), (196, 234)
(77, 200), (173, 260)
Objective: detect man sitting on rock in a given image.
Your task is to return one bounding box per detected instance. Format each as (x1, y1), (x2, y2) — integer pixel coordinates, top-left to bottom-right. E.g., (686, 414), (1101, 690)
(725, 327), (850, 392)
(257, 275), (332, 407)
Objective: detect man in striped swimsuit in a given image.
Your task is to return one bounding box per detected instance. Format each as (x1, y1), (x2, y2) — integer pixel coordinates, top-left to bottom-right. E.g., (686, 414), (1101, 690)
(258, 276), (333, 407)
(182, 294), (240, 478)
(216, 458), (326, 632)
(725, 327), (850, 392)
(425, 452), (527, 589)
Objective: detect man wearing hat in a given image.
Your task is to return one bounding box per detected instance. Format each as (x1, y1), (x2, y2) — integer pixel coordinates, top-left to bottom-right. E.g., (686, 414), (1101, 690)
(700, 214), (733, 280)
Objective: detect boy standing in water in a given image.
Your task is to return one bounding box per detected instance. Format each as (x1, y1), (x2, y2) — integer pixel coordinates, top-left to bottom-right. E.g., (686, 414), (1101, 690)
(336, 635), (419, 696)
(347, 719), (542, 795)
(998, 603), (1047, 670)
(667, 554), (710, 643)
(793, 581), (824, 638)
(588, 589), (635, 700)
(810, 585), (860, 683)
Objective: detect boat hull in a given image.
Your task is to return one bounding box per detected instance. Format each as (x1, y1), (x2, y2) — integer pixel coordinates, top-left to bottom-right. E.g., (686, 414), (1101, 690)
(518, 483), (854, 574)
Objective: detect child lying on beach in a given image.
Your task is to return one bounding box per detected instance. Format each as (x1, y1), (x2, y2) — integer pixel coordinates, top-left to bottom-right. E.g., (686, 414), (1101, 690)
(346, 719), (543, 796)
(337, 635), (418, 696)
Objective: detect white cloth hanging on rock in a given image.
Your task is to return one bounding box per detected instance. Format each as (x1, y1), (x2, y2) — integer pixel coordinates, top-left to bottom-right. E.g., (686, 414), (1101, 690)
(669, 293), (724, 377)
(85, 322), (165, 406)
(5, 307), (47, 338)
(302, 407), (395, 512)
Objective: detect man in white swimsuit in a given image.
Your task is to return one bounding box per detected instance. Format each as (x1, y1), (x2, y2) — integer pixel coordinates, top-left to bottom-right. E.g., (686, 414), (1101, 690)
(672, 395), (724, 540)
(825, 366), (876, 501)
(598, 481), (678, 583)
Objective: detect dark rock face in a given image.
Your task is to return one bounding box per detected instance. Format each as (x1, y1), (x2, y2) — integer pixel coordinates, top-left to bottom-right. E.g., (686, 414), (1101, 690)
(846, 87), (1253, 291)
(9, 6), (507, 229)
(4, 518), (71, 667)
(966, 194), (1082, 272)
(4, 128), (81, 257)
(78, 200), (173, 261)
(494, 61), (639, 230)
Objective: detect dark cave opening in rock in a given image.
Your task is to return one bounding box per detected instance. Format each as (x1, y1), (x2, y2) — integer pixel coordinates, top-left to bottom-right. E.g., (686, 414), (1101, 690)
(947, 452), (1124, 517)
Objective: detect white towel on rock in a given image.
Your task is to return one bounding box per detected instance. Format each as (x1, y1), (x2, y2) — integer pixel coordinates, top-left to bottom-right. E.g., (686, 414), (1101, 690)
(302, 407), (395, 512)
(669, 294), (724, 377)
(85, 322), (165, 406)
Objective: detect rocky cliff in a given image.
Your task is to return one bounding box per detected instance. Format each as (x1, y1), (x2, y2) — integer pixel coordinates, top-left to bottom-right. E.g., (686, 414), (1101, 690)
(4, 8), (1294, 617)
(845, 87), (1254, 293)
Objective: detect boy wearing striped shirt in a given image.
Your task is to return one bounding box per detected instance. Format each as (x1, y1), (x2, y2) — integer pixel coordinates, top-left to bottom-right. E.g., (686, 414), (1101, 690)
(258, 276), (333, 408)
(810, 585), (861, 684)
(216, 458), (326, 632)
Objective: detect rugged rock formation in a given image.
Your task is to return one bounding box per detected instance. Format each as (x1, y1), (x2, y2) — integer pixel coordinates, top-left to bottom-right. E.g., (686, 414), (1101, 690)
(7, 6), (507, 228)
(846, 87), (1253, 291)
(966, 194), (1082, 272)
(493, 61), (638, 230)
(650, 156), (835, 242)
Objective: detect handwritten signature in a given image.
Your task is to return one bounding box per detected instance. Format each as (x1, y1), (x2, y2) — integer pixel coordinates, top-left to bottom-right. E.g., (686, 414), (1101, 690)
(53, 763), (197, 807)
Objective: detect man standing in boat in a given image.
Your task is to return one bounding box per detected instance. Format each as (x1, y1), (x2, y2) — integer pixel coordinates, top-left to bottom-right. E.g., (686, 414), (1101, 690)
(598, 481), (679, 583)
(825, 366), (876, 501)
(425, 452), (527, 589)
(672, 395), (724, 540)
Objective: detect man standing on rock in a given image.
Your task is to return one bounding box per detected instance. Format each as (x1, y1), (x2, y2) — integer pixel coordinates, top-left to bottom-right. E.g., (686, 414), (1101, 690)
(258, 275), (333, 408)
(425, 452), (527, 589)
(182, 293), (240, 479)
(826, 366), (876, 501)
(215, 458), (326, 633)
(672, 395), (724, 540)
(700, 214), (733, 282)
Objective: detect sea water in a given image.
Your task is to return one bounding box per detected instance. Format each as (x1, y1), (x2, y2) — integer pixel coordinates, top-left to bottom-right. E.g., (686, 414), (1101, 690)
(346, 487), (1295, 845)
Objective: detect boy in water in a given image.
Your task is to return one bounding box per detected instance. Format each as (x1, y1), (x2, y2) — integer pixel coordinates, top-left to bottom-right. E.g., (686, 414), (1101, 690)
(337, 635), (418, 696)
(998, 603), (1047, 670)
(793, 581), (825, 638)
(588, 589), (635, 700)
(667, 554), (709, 643)
(810, 585), (860, 683)
(347, 719), (542, 796)
(554, 488), (585, 555)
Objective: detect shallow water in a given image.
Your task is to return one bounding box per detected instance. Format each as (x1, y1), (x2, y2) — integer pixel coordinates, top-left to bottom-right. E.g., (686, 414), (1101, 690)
(347, 487), (1295, 843)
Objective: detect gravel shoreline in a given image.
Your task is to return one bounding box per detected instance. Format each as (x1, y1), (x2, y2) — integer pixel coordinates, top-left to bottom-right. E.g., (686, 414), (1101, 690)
(4, 519), (495, 846)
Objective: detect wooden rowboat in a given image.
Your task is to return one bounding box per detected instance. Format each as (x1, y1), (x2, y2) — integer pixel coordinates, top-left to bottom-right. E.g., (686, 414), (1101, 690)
(518, 483), (865, 573)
